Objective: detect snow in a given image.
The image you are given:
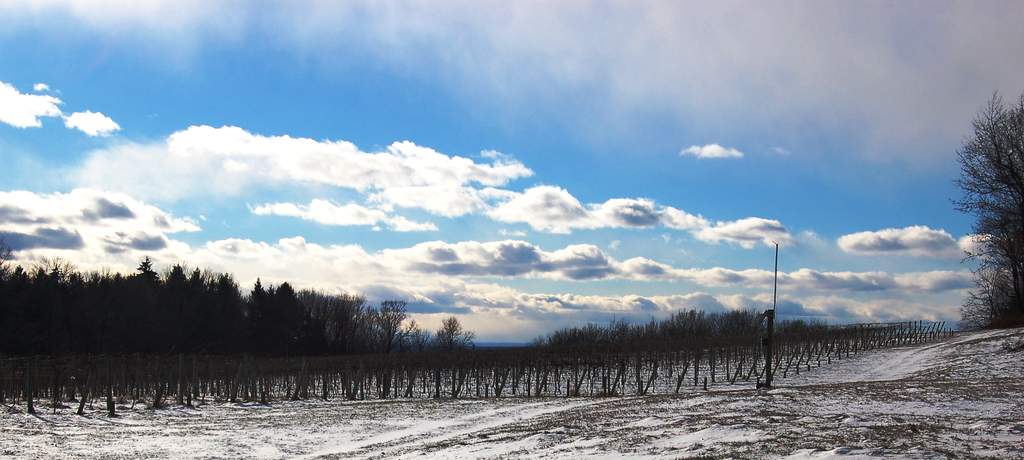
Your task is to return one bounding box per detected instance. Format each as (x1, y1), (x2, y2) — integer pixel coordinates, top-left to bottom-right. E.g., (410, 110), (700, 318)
(650, 424), (765, 452)
(2, 327), (1022, 459)
(780, 447), (892, 459)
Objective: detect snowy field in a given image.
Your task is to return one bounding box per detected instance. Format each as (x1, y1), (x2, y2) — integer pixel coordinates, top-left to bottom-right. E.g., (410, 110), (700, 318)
(2, 328), (1022, 459)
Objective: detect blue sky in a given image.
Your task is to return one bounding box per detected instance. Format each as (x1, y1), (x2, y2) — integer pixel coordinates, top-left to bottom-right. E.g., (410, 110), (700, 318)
(1, 1), (1022, 340)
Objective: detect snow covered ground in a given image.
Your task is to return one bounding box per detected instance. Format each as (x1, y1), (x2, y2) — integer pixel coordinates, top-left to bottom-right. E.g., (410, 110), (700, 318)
(2, 328), (1022, 459)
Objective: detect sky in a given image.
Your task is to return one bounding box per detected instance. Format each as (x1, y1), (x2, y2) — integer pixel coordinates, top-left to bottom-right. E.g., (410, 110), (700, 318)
(1, 1), (1023, 341)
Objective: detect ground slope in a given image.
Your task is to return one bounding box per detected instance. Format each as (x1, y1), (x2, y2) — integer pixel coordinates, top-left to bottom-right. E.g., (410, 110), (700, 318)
(2, 328), (1022, 459)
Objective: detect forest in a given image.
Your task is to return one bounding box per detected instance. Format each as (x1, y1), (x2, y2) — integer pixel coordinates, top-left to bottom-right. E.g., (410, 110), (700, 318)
(0, 255), (469, 356)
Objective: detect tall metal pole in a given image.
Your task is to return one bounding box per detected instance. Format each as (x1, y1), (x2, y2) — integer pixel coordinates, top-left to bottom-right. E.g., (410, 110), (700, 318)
(764, 242), (779, 388)
(773, 242), (779, 312)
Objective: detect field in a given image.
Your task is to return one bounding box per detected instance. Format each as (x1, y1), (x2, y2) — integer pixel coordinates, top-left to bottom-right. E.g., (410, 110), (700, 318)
(2, 328), (1022, 459)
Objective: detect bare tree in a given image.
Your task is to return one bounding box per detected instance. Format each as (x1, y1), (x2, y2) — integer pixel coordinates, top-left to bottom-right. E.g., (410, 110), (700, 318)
(375, 300), (408, 353)
(401, 319), (432, 352)
(0, 238), (11, 278)
(434, 316), (475, 351)
(956, 93), (1024, 325)
(33, 257), (77, 282)
(962, 265), (1016, 328)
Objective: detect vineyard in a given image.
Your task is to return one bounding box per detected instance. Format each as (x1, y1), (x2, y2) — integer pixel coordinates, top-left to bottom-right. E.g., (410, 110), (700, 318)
(1, 320), (951, 415)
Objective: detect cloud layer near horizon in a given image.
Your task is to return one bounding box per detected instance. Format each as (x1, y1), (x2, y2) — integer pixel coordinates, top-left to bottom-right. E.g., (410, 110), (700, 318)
(0, 188), (972, 339)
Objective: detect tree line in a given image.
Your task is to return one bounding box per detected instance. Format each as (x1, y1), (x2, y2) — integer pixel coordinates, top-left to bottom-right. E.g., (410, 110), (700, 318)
(0, 254), (474, 356)
(957, 93), (1024, 328)
(535, 309), (769, 350)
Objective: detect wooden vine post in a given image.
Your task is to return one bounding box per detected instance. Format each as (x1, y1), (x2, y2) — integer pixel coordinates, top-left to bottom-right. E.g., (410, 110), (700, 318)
(758, 242), (779, 389)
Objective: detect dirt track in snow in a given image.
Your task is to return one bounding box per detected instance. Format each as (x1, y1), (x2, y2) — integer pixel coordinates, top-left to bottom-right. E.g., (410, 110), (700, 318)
(2, 328), (1023, 459)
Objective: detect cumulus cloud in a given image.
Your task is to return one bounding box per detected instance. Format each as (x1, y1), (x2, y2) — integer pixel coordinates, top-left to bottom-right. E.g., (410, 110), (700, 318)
(0, 189), (198, 262)
(251, 199), (436, 232)
(76, 125), (532, 205)
(837, 225), (964, 257)
(957, 234), (985, 256)
(487, 185), (717, 235)
(487, 186), (592, 233)
(680, 144), (744, 159)
(63, 110), (120, 136)
(591, 198), (666, 227)
(893, 271), (974, 292)
(387, 240), (617, 281)
(0, 227), (85, 251)
(661, 207), (710, 230)
(0, 80), (122, 137)
(0, 81), (62, 128)
(170, 125), (531, 191)
(694, 217), (793, 248)
(367, 185), (513, 217)
(485, 186), (788, 247)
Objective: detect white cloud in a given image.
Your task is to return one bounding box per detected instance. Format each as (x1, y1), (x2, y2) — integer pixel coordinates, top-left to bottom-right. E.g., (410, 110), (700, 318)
(837, 225), (963, 258)
(0, 188), (198, 262)
(487, 185), (712, 232)
(498, 229), (527, 238)
(251, 199), (436, 232)
(167, 126), (532, 191)
(367, 185), (504, 217)
(63, 110), (121, 136)
(680, 144), (744, 159)
(0, 81), (122, 137)
(486, 186), (788, 247)
(892, 270), (974, 292)
(958, 234), (984, 256)
(386, 240), (618, 281)
(661, 207), (710, 230)
(76, 125), (533, 205)
(591, 198), (666, 227)
(694, 217), (793, 249)
(0, 81), (62, 128)
(487, 186), (593, 234)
